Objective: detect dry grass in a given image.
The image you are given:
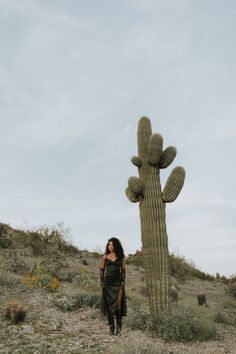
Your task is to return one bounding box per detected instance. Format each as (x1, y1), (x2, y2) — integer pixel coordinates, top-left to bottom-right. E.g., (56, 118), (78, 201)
(0, 223), (236, 353)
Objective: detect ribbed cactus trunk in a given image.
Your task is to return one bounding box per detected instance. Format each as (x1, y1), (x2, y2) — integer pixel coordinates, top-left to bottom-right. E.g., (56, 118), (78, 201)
(126, 117), (185, 315)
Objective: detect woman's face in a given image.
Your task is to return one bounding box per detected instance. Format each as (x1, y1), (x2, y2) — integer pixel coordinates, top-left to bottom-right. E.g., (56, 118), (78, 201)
(108, 241), (114, 253)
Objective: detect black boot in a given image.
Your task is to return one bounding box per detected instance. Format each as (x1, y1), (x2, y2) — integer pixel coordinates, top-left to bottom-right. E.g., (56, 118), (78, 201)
(115, 310), (122, 336)
(108, 315), (114, 335)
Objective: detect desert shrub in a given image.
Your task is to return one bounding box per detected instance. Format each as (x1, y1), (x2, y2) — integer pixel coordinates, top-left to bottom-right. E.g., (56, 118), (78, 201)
(126, 254), (144, 268)
(21, 268), (60, 292)
(139, 285), (148, 297)
(0, 223), (9, 236)
(0, 224), (13, 249)
(73, 293), (100, 308)
(0, 236), (12, 249)
(228, 281), (236, 299)
(28, 226), (65, 255)
(54, 292), (100, 311)
(27, 223), (79, 256)
(169, 254), (215, 282)
(75, 271), (98, 289)
(26, 231), (43, 256)
(113, 336), (162, 354)
(91, 251), (102, 259)
(126, 300), (149, 331)
(53, 297), (77, 311)
(39, 253), (68, 278)
(57, 271), (76, 282)
(127, 252), (215, 282)
(223, 299), (236, 309)
(62, 243), (79, 255)
(55, 293), (99, 311)
(5, 301), (27, 323)
(5, 252), (31, 275)
(0, 273), (21, 288)
(214, 311), (235, 325)
(151, 305), (217, 342)
(81, 258), (88, 265)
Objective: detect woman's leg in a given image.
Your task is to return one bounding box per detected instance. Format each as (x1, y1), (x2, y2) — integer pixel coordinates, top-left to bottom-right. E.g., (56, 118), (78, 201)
(108, 313), (114, 335)
(115, 287), (123, 336)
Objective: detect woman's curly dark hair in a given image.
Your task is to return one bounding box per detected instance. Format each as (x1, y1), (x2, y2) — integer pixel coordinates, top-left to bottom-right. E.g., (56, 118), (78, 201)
(105, 237), (124, 260)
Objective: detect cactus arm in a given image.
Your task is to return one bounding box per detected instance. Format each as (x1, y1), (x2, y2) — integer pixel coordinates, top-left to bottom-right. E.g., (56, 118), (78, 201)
(131, 156), (141, 167)
(148, 134), (163, 166)
(125, 186), (139, 203)
(162, 166), (185, 203)
(128, 177), (144, 196)
(137, 117), (152, 160)
(159, 146), (177, 169)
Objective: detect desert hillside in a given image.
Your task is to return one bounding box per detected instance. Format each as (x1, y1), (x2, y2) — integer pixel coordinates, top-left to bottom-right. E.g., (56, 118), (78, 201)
(0, 223), (236, 354)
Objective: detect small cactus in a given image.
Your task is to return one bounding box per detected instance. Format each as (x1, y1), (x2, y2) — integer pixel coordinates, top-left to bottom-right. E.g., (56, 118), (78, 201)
(82, 259), (88, 266)
(170, 286), (178, 302)
(198, 291), (207, 306)
(125, 117), (185, 314)
(5, 301), (27, 323)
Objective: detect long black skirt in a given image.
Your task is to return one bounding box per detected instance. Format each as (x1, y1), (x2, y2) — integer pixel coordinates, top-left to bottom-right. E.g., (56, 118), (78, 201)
(101, 283), (127, 317)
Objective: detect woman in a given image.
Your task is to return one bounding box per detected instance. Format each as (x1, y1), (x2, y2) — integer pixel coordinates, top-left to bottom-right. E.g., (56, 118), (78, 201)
(100, 237), (127, 336)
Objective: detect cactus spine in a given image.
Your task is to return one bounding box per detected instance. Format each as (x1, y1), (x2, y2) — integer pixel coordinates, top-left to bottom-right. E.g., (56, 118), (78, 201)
(125, 117), (185, 314)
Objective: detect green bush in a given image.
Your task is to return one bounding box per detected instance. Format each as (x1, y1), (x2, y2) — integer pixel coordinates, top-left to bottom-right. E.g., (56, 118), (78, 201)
(0, 236), (12, 249)
(21, 268), (60, 292)
(223, 299), (236, 309)
(169, 254), (215, 282)
(228, 281), (236, 299)
(5, 252), (31, 275)
(0, 273), (21, 288)
(57, 271), (76, 282)
(0, 223), (13, 248)
(126, 254), (144, 268)
(39, 254), (68, 278)
(73, 293), (100, 308)
(126, 301), (149, 331)
(54, 292), (101, 311)
(75, 271), (99, 292)
(127, 252), (216, 282)
(54, 297), (77, 311)
(213, 311), (235, 325)
(114, 340), (161, 354)
(26, 224), (80, 256)
(139, 285), (148, 297)
(152, 306), (217, 342)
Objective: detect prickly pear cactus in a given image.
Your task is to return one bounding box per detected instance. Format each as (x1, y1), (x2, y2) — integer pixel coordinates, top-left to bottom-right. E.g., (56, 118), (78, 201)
(125, 117), (185, 314)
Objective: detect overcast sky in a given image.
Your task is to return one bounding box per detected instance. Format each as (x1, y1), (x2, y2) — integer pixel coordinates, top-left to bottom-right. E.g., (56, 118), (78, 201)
(0, 0), (235, 277)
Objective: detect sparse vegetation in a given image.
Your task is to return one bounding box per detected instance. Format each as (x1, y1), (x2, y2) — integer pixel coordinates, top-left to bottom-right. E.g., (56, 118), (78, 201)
(127, 252), (216, 282)
(228, 279), (236, 299)
(0, 222), (236, 354)
(0, 223), (13, 248)
(0, 222), (80, 256)
(21, 268), (60, 292)
(0, 272), (21, 288)
(125, 300), (150, 331)
(151, 305), (217, 342)
(213, 310), (235, 325)
(54, 292), (101, 311)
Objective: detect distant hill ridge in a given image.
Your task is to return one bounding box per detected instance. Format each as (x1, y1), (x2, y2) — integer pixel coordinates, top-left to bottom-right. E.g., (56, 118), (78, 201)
(0, 222), (229, 282)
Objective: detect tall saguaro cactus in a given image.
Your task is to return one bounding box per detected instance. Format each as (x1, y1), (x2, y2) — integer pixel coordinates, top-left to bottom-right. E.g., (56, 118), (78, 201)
(125, 117), (185, 314)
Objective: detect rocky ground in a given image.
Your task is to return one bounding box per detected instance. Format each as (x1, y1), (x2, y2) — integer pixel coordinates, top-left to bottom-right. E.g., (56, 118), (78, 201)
(0, 291), (236, 354)
(0, 235), (236, 354)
